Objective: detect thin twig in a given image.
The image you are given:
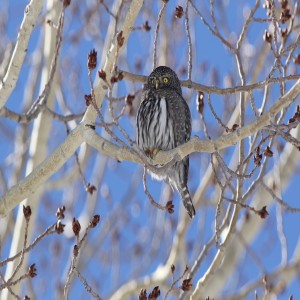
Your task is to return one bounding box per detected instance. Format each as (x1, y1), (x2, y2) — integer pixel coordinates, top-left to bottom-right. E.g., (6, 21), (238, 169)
(8, 215), (30, 284)
(189, 0), (234, 50)
(223, 197), (268, 217)
(207, 93), (230, 131)
(185, 0), (192, 80)
(0, 105), (83, 124)
(153, 2), (168, 69)
(0, 272), (20, 299)
(164, 266), (190, 300)
(74, 267), (103, 300)
(121, 69), (300, 95)
(262, 182), (300, 212)
(99, 0), (116, 19)
(64, 218), (99, 298)
(143, 166), (168, 211)
(0, 224), (56, 267)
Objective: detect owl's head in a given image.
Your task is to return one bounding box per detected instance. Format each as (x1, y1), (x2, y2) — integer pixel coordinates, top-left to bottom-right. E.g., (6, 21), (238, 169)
(146, 66), (182, 95)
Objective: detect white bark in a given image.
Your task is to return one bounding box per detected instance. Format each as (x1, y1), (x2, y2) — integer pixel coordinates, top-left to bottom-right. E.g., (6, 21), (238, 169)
(0, 0), (43, 109)
(2, 2), (63, 298)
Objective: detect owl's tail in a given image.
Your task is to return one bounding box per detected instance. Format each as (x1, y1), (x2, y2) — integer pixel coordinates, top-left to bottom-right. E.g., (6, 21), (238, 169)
(179, 185), (196, 218)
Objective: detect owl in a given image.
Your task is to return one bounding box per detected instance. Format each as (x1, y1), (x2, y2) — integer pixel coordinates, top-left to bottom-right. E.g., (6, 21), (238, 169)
(136, 66), (196, 218)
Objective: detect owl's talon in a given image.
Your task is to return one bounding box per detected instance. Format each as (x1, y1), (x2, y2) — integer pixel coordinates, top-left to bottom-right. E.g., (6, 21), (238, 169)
(145, 148), (159, 159)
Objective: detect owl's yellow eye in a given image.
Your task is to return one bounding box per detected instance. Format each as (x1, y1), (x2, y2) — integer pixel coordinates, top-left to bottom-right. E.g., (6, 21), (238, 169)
(163, 77), (169, 84)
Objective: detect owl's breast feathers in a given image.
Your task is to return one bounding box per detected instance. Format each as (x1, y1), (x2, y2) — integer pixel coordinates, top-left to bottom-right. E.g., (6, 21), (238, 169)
(138, 88), (190, 152)
(149, 89), (191, 146)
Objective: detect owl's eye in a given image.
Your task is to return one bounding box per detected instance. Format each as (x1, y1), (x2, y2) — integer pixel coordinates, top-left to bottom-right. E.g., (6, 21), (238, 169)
(163, 77), (169, 84)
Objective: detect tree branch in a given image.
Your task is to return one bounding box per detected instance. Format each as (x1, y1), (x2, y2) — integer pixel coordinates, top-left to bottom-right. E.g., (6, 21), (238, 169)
(0, 125), (84, 216)
(81, 0), (144, 124)
(0, 0), (43, 108)
(1, 77), (299, 216)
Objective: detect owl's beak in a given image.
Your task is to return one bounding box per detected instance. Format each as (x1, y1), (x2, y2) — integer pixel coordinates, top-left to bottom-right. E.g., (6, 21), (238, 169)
(155, 79), (160, 89)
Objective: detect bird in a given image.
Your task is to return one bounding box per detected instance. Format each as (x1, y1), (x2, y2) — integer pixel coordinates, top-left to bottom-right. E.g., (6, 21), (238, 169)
(136, 66), (196, 218)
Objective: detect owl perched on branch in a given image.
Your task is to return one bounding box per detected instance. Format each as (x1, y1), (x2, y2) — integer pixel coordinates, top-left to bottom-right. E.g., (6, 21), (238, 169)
(136, 66), (196, 218)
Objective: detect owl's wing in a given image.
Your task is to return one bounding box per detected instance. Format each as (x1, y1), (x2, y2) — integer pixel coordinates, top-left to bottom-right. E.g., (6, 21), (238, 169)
(166, 91), (191, 147)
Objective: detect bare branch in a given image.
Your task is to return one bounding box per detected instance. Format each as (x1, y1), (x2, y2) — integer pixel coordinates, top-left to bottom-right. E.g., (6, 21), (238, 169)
(0, 0), (43, 108)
